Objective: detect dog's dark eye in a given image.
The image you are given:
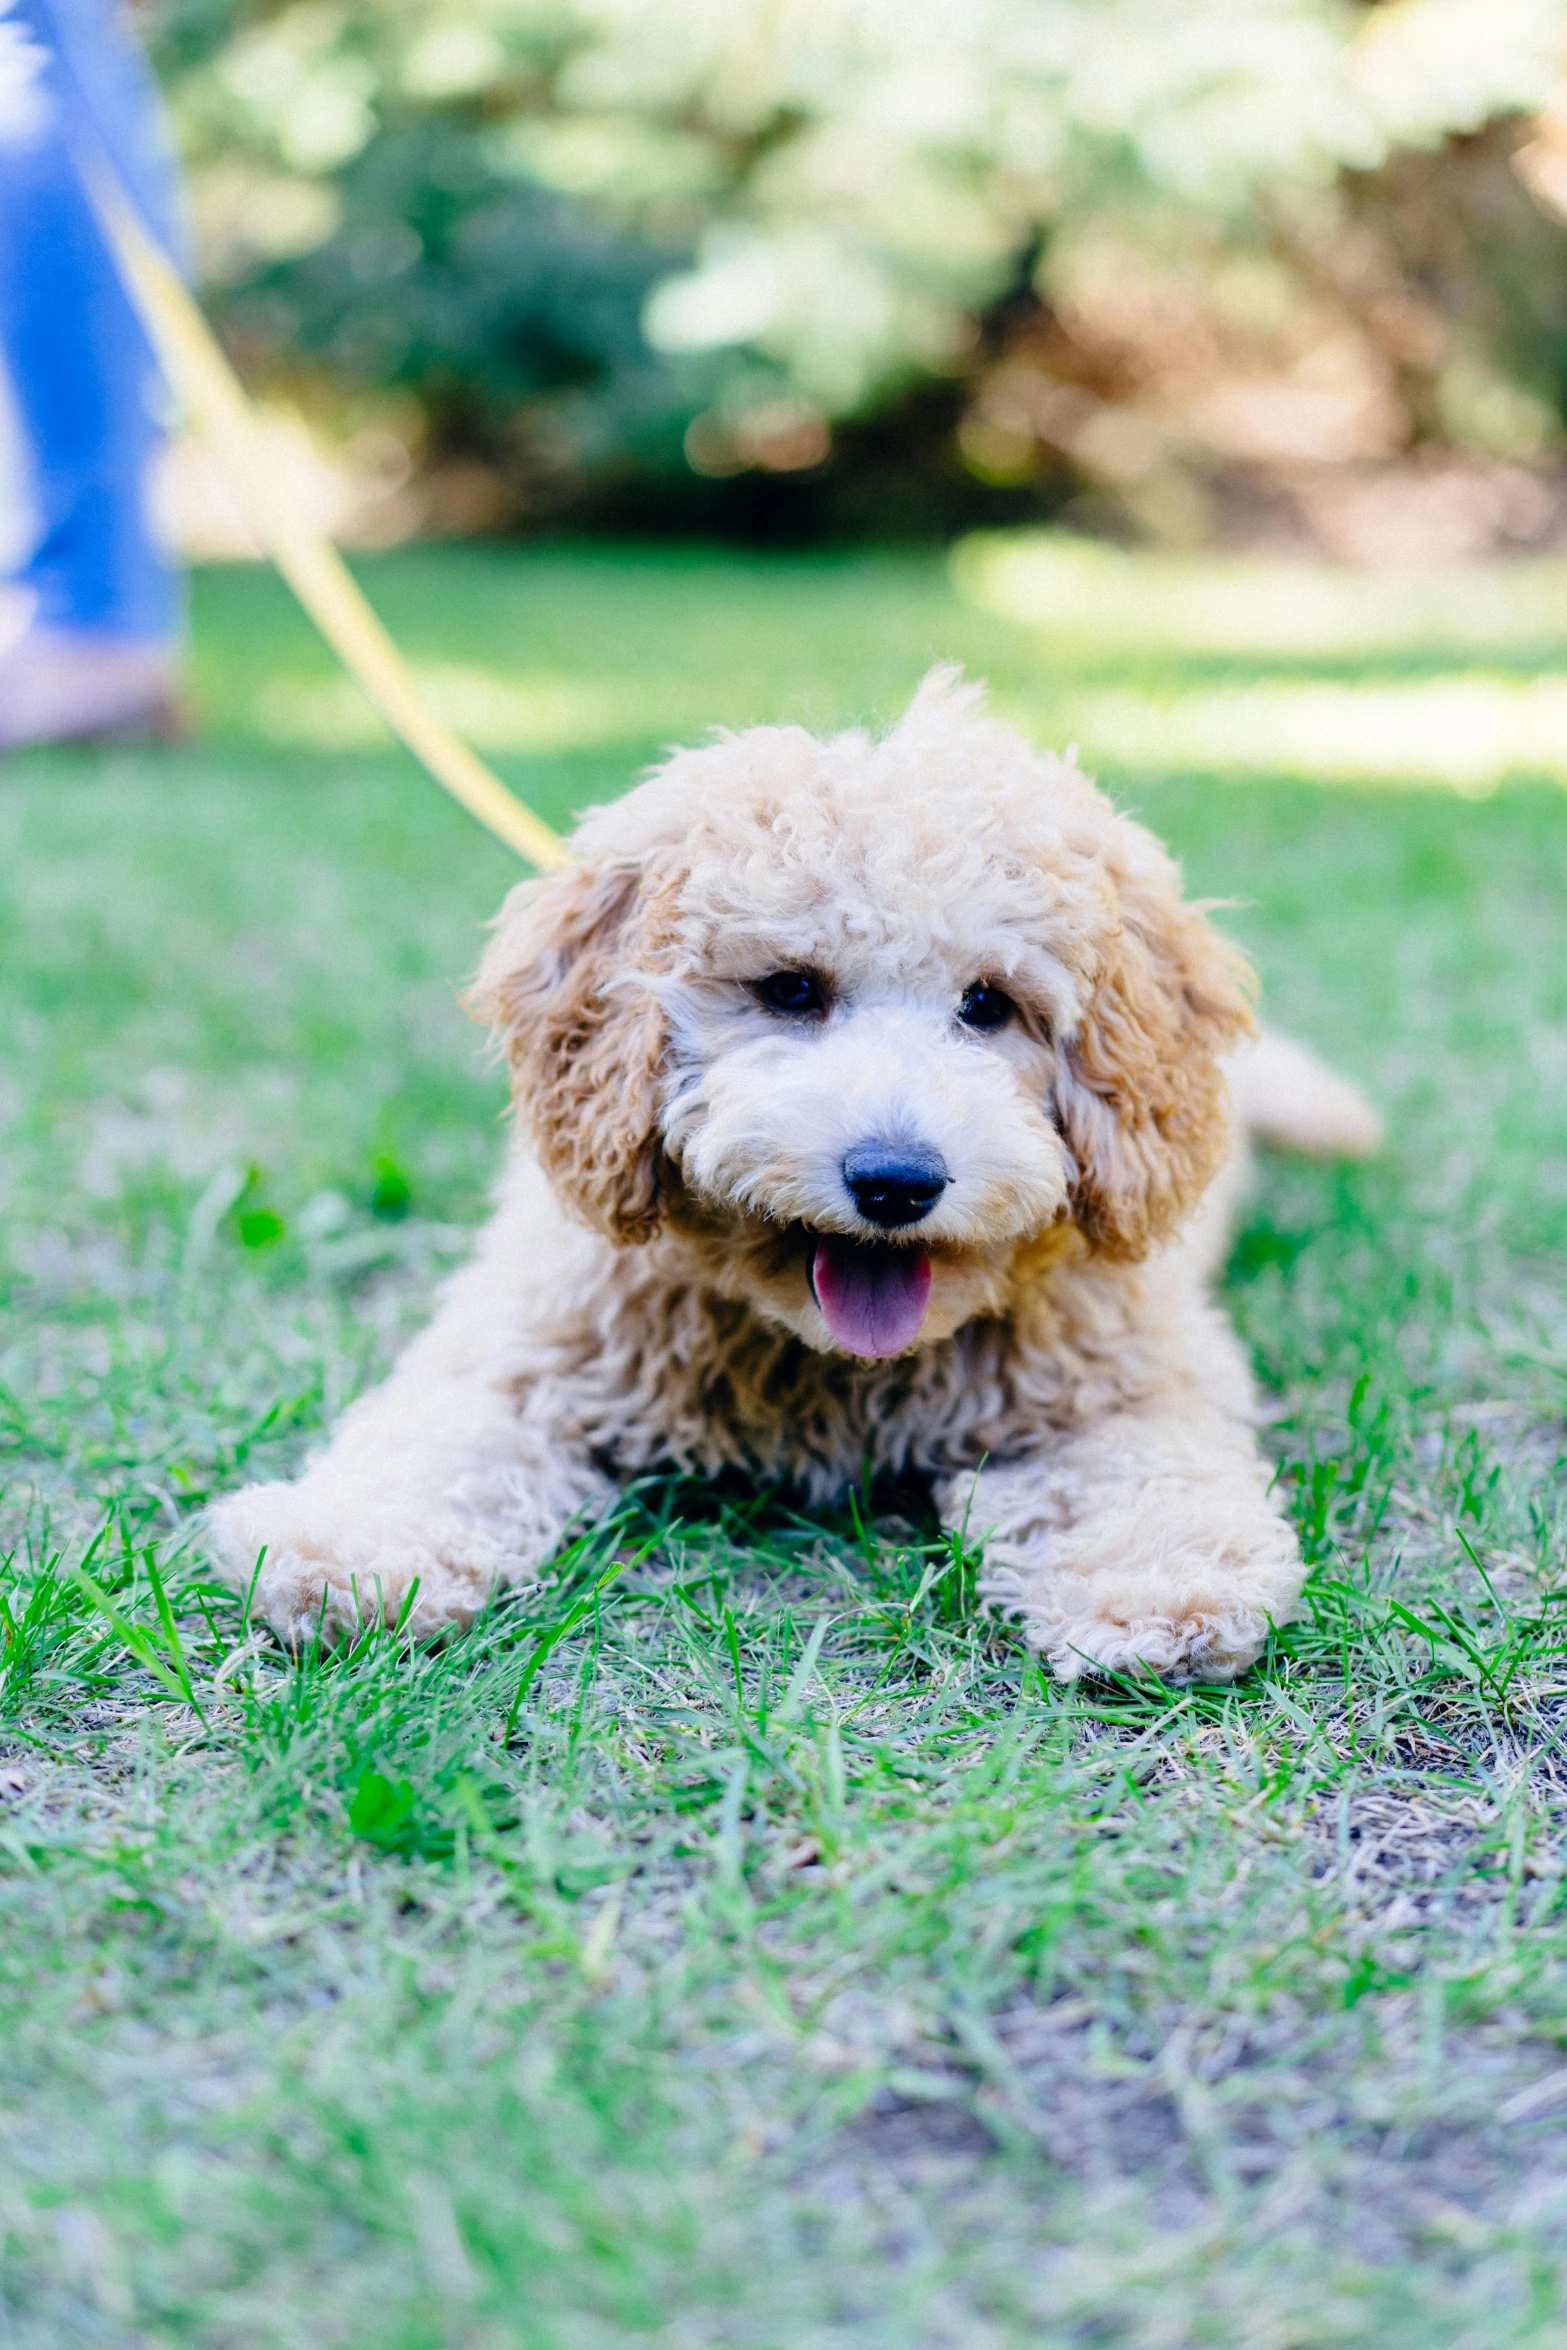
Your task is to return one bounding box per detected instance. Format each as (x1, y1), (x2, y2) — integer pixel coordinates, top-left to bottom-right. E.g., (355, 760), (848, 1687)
(958, 982), (1015, 1031)
(753, 970), (826, 1017)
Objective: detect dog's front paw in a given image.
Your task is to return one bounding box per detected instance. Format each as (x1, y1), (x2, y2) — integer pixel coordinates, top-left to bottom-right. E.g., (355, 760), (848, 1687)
(977, 1470), (1303, 1684)
(206, 1479), (513, 1646)
(1027, 1599), (1277, 1684)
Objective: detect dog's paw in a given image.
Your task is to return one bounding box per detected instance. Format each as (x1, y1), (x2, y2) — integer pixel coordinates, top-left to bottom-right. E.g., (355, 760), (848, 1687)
(977, 1482), (1303, 1684)
(979, 1529), (1292, 1680)
(1028, 1600), (1276, 1684)
(206, 1479), (514, 1646)
(984, 1555), (1295, 1684)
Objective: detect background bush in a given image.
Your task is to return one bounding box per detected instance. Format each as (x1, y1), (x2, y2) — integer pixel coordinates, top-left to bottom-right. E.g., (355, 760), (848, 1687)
(149, 0), (1567, 541)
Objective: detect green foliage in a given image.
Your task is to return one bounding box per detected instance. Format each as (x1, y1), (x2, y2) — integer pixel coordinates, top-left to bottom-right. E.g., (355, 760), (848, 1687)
(2, 541), (1567, 2338)
(225, 1165), (287, 1249)
(150, 0), (699, 502)
(368, 1149), (411, 1220)
(146, 1), (1567, 528)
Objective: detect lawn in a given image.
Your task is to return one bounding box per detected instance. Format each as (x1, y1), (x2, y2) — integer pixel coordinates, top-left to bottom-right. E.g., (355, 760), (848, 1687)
(3, 534), (1567, 2348)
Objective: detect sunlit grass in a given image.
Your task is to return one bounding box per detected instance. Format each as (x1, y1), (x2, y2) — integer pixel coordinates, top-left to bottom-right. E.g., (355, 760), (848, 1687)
(956, 530), (1567, 795)
(953, 529), (1567, 664)
(227, 532), (1567, 797)
(1058, 674), (1567, 795)
(250, 665), (647, 756)
(3, 540), (1567, 2346)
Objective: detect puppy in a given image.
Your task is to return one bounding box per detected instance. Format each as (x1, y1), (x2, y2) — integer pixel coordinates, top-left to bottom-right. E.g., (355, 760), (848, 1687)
(208, 669), (1377, 1681)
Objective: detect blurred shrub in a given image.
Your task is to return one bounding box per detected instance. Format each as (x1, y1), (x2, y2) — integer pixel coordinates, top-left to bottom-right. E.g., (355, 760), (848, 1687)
(148, 0), (1567, 543)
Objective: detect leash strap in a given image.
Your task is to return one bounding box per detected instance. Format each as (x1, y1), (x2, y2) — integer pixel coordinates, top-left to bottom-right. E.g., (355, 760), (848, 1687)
(86, 164), (570, 872)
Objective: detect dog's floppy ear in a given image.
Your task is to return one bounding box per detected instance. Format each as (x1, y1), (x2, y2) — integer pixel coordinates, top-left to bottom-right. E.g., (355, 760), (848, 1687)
(472, 855), (670, 1243)
(1058, 844), (1255, 1260)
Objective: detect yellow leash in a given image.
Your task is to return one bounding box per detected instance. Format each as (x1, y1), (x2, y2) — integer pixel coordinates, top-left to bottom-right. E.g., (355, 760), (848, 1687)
(88, 172), (570, 873)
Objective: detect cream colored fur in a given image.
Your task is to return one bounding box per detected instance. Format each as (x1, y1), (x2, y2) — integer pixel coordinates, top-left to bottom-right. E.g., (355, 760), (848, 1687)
(208, 670), (1378, 1681)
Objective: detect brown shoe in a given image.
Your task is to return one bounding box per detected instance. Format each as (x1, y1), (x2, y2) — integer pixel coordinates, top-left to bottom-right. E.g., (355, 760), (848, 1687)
(0, 626), (187, 750)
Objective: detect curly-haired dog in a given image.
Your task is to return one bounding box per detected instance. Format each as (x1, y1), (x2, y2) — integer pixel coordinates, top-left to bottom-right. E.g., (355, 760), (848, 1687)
(209, 670), (1377, 1680)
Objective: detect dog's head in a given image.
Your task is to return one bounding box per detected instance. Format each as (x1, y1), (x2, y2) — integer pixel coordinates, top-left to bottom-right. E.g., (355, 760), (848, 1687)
(474, 670), (1254, 1357)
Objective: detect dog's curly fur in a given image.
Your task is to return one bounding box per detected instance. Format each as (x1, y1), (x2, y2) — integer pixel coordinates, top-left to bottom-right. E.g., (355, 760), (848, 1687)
(208, 669), (1378, 1681)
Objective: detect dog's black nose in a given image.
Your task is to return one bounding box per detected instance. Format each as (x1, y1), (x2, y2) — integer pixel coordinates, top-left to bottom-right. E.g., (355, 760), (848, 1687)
(843, 1143), (949, 1229)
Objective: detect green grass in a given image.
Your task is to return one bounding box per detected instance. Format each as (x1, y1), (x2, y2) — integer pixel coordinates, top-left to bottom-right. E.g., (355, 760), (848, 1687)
(4, 535), (1567, 2348)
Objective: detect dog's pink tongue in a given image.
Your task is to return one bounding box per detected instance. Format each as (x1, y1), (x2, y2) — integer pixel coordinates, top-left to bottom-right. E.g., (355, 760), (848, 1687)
(812, 1237), (932, 1358)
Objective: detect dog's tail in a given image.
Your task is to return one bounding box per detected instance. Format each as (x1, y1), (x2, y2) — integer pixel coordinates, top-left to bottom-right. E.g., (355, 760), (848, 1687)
(1229, 1031), (1383, 1159)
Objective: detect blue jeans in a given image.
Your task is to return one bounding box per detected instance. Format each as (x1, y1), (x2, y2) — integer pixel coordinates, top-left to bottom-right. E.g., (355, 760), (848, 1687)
(0, 0), (185, 640)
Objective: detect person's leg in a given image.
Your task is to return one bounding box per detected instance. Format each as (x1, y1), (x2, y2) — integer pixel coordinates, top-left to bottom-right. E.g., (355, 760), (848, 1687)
(0, 115), (178, 639)
(0, 0), (184, 741)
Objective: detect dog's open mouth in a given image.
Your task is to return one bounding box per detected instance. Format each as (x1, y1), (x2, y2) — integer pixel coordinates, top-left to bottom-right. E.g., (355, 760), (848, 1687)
(809, 1234), (932, 1358)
